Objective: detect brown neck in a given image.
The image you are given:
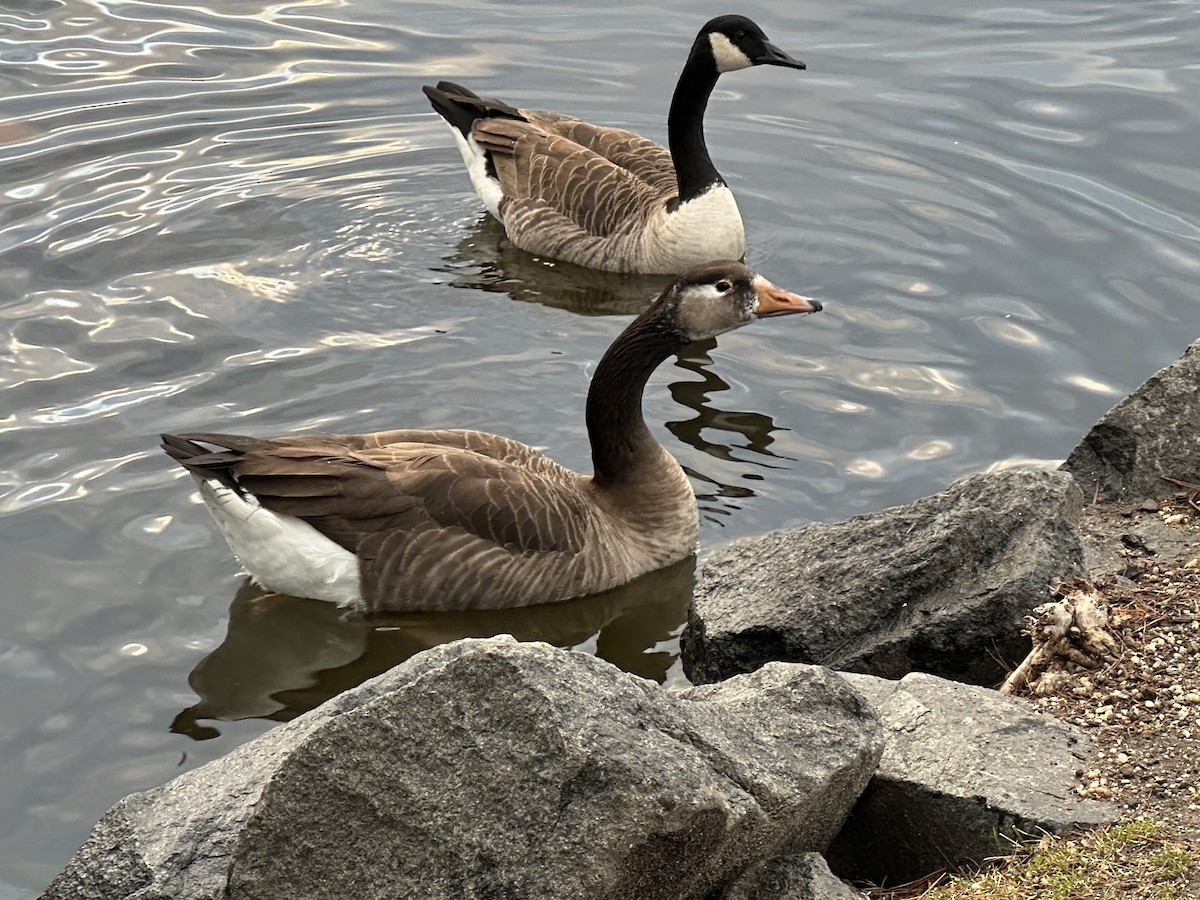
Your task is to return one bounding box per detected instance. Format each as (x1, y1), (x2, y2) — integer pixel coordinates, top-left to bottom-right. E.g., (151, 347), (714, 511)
(585, 304), (686, 486)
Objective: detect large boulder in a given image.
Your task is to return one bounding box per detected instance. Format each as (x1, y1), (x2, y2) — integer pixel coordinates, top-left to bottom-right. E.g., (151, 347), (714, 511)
(826, 672), (1117, 885)
(1062, 339), (1200, 502)
(42, 638), (883, 900)
(683, 469), (1084, 687)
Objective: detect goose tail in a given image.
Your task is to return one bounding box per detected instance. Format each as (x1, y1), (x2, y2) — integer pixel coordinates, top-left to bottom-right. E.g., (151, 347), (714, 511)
(161, 432), (256, 496)
(421, 81), (525, 139)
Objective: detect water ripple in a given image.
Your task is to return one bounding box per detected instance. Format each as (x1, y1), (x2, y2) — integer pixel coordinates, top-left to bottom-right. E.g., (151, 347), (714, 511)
(2, 0), (1199, 891)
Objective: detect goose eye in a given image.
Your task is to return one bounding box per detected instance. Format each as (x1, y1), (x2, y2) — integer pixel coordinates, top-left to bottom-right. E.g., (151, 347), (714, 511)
(715, 280), (732, 293)
(734, 30), (746, 40)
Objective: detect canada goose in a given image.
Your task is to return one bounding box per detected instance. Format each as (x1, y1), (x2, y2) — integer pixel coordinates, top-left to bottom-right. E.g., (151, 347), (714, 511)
(422, 15), (805, 274)
(161, 262), (822, 612)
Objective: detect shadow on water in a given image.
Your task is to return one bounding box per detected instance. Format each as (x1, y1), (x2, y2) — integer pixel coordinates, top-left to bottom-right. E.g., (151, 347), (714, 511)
(170, 556), (695, 740)
(435, 215), (672, 316)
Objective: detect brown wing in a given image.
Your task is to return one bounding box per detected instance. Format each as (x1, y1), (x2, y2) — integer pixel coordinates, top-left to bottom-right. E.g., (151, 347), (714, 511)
(353, 427), (566, 474)
(524, 111), (678, 196)
(167, 430), (609, 611)
(472, 117), (671, 240)
(240, 437), (603, 611)
(224, 438), (589, 557)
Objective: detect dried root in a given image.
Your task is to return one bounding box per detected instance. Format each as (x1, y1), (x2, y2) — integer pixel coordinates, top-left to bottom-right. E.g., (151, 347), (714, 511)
(1001, 580), (1119, 695)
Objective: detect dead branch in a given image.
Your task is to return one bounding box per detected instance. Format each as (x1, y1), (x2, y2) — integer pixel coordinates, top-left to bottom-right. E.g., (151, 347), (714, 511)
(1001, 582), (1119, 695)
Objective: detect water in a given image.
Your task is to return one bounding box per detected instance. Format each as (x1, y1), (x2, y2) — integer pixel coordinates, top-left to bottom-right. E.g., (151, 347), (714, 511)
(2, 0), (1198, 891)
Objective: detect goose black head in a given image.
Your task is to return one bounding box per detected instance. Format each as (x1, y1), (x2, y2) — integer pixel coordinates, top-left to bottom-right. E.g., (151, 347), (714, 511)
(697, 15), (806, 74)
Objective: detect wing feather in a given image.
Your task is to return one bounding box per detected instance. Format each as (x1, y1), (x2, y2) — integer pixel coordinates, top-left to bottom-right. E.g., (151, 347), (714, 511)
(223, 438), (591, 557)
(170, 429), (613, 610)
(525, 112), (677, 195)
(473, 117), (668, 240)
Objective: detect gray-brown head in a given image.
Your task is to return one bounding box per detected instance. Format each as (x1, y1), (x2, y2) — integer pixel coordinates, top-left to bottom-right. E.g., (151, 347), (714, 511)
(654, 260), (822, 342)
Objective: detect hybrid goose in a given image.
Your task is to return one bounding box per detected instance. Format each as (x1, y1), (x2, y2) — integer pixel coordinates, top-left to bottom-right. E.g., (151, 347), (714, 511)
(422, 15), (805, 274)
(162, 262), (822, 612)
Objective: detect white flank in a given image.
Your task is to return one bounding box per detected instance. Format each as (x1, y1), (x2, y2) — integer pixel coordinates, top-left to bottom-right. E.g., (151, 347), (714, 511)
(707, 33), (753, 73)
(652, 184), (746, 270)
(195, 478), (364, 608)
(448, 125), (505, 220)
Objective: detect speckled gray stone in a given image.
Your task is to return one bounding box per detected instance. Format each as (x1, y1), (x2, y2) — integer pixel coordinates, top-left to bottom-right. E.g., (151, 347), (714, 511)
(683, 469), (1084, 687)
(42, 639), (883, 900)
(721, 852), (864, 899)
(826, 672), (1117, 885)
(1062, 338), (1200, 502)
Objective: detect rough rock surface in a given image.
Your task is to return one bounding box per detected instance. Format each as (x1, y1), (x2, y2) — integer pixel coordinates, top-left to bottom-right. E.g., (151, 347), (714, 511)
(722, 852), (864, 899)
(1076, 500), (1200, 579)
(42, 638), (883, 900)
(683, 469), (1084, 687)
(825, 672), (1118, 885)
(1062, 339), (1200, 502)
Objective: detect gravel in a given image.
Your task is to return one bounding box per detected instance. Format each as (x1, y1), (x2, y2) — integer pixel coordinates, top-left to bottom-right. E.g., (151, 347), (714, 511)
(1013, 493), (1200, 892)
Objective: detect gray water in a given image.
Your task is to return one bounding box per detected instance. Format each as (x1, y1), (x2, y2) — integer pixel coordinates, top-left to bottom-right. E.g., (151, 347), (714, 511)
(2, 0), (1198, 891)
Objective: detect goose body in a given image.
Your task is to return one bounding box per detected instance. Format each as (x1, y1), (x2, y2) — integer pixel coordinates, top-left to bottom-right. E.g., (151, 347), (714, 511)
(163, 262), (822, 612)
(422, 15), (805, 274)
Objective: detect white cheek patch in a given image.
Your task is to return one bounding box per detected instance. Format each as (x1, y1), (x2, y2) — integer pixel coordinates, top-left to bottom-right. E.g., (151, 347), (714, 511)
(708, 32), (754, 73)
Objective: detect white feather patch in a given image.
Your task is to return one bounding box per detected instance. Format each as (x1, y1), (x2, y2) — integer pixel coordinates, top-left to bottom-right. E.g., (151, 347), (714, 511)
(708, 33), (753, 73)
(650, 185), (745, 270)
(447, 125), (505, 220)
(196, 478), (364, 608)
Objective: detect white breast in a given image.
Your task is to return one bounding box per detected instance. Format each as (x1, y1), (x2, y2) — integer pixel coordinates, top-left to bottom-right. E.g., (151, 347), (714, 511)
(194, 478), (364, 608)
(647, 186), (746, 271)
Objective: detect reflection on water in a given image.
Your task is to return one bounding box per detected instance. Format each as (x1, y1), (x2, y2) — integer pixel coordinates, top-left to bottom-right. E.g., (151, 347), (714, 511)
(171, 557), (695, 740)
(437, 215), (671, 316)
(668, 339), (791, 524)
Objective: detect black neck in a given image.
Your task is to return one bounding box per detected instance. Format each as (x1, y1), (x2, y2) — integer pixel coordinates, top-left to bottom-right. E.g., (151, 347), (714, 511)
(667, 48), (722, 204)
(586, 305), (685, 486)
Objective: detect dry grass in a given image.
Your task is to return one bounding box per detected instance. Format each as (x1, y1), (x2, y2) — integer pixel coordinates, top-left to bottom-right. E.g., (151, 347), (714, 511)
(864, 819), (1196, 900)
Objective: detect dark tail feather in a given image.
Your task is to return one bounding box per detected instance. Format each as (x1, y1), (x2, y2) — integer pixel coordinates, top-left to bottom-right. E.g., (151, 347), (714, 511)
(161, 432), (252, 494)
(421, 81), (525, 139)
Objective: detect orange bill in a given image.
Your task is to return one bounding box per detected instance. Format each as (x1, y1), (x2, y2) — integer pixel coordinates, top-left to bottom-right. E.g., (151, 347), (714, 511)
(753, 277), (823, 317)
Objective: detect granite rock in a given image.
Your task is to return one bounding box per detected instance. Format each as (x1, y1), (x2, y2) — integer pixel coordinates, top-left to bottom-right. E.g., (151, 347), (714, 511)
(1062, 339), (1200, 502)
(826, 672), (1117, 884)
(43, 639), (883, 900)
(684, 469), (1084, 686)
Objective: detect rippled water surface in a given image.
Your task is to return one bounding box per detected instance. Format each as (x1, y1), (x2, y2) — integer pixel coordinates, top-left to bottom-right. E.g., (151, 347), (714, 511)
(2, 0), (1199, 890)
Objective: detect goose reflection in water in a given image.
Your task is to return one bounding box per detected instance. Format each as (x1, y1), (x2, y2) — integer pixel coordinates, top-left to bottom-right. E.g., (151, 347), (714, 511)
(669, 339), (792, 525)
(437, 215), (672, 316)
(171, 557), (694, 741)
